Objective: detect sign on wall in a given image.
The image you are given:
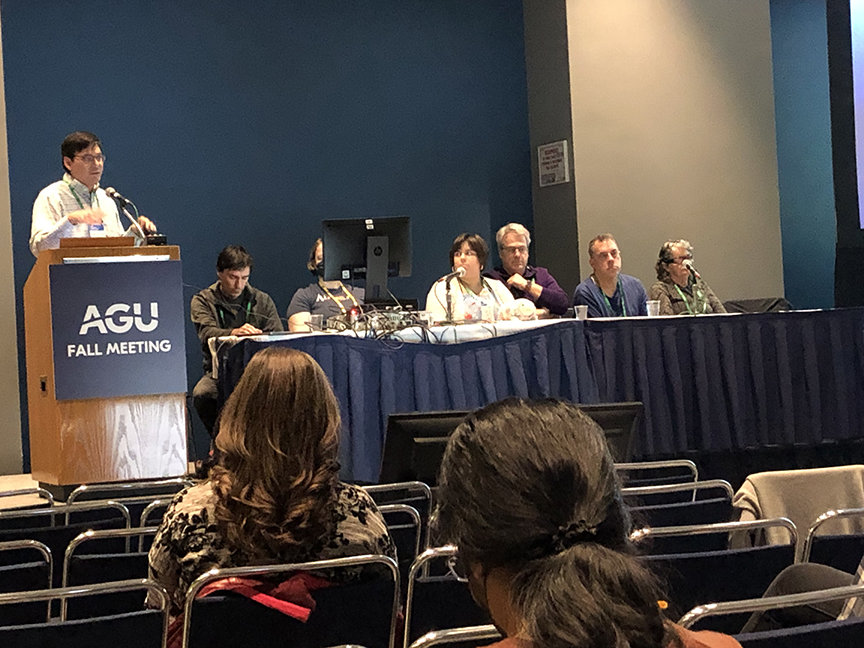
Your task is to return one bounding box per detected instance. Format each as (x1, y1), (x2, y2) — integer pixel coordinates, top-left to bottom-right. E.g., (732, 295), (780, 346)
(538, 140), (570, 187)
(49, 260), (187, 400)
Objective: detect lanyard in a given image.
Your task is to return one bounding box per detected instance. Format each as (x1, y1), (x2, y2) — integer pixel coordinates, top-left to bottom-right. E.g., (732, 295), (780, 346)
(217, 298), (252, 328)
(673, 283), (706, 314)
(320, 282), (360, 314)
(63, 178), (95, 210)
(595, 276), (626, 317)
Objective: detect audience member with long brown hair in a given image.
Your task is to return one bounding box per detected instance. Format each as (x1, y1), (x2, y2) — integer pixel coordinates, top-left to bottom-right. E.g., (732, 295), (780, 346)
(148, 346), (394, 614)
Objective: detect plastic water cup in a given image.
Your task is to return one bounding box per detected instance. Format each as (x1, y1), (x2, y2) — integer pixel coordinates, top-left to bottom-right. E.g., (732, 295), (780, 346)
(575, 305), (588, 320)
(646, 300), (661, 317)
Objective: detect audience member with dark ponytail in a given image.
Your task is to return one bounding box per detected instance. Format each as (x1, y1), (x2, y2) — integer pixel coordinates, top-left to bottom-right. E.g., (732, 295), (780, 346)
(148, 346), (395, 615)
(435, 398), (741, 648)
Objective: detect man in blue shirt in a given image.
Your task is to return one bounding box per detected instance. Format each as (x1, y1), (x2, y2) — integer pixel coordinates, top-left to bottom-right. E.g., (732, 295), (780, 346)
(572, 233), (647, 317)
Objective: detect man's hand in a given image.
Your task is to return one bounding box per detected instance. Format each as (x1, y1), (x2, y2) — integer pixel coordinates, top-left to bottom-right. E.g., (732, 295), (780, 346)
(68, 207), (107, 225)
(506, 273), (529, 291)
(231, 323), (263, 336)
(137, 215), (157, 233)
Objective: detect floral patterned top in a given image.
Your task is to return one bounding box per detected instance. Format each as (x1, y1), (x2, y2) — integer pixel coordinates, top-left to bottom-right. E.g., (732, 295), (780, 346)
(147, 480), (395, 614)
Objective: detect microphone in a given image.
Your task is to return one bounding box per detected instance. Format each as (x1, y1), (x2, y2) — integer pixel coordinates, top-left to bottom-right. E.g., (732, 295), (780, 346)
(105, 187), (147, 242)
(104, 187), (131, 206)
(683, 259), (701, 279)
(437, 267), (466, 283)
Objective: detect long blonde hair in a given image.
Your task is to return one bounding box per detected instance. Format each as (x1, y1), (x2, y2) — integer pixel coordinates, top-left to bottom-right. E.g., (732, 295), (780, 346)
(210, 346), (340, 559)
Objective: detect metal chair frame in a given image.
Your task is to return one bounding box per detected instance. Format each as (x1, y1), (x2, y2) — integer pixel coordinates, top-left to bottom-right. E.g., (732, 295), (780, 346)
(0, 539), (53, 622)
(181, 554), (400, 648)
(408, 624), (501, 648)
(801, 507), (864, 562)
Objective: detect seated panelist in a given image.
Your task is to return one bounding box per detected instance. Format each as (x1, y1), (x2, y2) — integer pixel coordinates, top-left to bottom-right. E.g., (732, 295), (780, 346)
(483, 222), (569, 317)
(424, 233), (515, 323)
(649, 239), (726, 316)
(287, 238), (365, 332)
(573, 233), (648, 317)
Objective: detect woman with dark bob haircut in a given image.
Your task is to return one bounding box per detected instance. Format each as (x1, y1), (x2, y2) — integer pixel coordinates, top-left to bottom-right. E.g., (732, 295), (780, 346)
(435, 398), (740, 648)
(148, 346), (394, 615)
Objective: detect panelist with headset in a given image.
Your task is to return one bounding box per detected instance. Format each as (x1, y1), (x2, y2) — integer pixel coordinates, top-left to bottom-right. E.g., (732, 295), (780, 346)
(648, 239), (726, 316)
(190, 245), (283, 439)
(286, 238), (365, 332)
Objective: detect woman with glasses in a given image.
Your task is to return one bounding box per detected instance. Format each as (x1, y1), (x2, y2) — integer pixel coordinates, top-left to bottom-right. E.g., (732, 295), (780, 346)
(649, 240), (726, 316)
(424, 233), (515, 323)
(148, 346), (395, 616)
(434, 398), (741, 648)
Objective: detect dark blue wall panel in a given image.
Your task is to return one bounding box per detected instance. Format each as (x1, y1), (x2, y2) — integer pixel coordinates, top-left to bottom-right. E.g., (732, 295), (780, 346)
(3, 0), (531, 466)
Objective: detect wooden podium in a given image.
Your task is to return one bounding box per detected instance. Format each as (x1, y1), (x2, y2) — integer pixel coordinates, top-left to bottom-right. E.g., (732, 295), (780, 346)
(24, 239), (188, 491)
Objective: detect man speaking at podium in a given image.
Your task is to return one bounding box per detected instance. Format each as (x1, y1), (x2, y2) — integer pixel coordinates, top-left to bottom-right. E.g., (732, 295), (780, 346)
(29, 131), (156, 256)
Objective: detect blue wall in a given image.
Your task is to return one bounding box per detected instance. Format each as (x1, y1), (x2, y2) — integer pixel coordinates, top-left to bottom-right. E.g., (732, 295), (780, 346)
(770, 0), (837, 309)
(3, 0), (531, 464)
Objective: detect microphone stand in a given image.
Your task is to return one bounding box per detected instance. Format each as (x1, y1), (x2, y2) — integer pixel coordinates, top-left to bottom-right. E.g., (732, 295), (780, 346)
(445, 277), (454, 324)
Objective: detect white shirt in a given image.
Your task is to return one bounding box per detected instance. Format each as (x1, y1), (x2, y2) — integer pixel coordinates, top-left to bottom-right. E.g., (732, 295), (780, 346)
(424, 276), (515, 322)
(29, 173), (136, 256)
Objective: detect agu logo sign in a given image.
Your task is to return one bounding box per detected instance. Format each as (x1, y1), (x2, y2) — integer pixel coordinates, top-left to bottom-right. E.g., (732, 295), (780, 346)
(49, 260), (186, 400)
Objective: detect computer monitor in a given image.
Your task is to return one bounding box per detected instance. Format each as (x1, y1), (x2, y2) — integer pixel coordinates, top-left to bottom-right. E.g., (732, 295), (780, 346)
(322, 216), (412, 300)
(378, 401), (643, 485)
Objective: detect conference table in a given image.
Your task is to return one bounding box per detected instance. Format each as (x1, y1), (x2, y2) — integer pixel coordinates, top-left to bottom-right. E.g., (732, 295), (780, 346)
(217, 308), (864, 483)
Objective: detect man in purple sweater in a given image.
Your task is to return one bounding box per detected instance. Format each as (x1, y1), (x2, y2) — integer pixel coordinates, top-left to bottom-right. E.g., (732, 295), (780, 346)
(483, 223), (569, 317)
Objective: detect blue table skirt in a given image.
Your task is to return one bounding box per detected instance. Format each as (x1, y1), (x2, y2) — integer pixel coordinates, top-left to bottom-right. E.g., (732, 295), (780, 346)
(220, 309), (864, 483)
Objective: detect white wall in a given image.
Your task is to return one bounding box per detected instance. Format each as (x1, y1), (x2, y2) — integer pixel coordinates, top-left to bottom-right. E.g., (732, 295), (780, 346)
(0, 9), (24, 474)
(566, 0), (784, 300)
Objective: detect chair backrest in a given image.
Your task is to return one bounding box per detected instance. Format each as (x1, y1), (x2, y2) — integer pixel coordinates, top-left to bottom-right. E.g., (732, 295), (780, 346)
(623, 479), (734, 506)
(644, 543), (797, 633)
(140, 499), (172, 528)
(733, 615), (864, 647)
(62, 527), (158, 619)
(0, 540), (52, 625)
(67, 479), (190, 526)
(379, 503), (422, 591)
(181, 554), (400, 648)
(733, 466), (864, 561)
(632, 518), (798, 556)
(678, 583), (864, 634)
(629, 498), (734, 529)
(0, 578), (169, 648)
(615, 459), (699, 489)
(408, 624), (501, 648)
(801, 507), (864, 572)
(364, 482), (432, 548)
(405, 546), (492, 648)
(0, 502), (131, 587)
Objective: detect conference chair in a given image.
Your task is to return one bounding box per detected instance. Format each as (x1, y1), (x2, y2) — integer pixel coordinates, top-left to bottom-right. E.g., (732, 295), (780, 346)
(67, 478), (190, 526)
(0, 579), (170, 648)
(625, 479), (735, 528)
(634, 518), (798, 633)
(365, 481), (434, 547)
(140, 499), (172, 528)
(379, 503), (422, 593)
(615, 459), (699, 489)
(0, 539), (52, 625)
(678, 583), (864, 647)
(801, 507), (864, 574)
(404, 546), (492, 648)
(733, 465), (864, 560)
(181, 554), (400, 648)
(62, 527), (158, 619)
(409, 625), (501, 648)
(0, 501), (131, 587)
(0, 488), (56, 528)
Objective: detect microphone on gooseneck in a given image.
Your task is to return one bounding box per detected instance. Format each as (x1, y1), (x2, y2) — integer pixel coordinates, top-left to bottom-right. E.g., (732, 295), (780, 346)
(683, 259), (701, 280)
(438, 267), (466, 283)
(106, 186), (165, 245)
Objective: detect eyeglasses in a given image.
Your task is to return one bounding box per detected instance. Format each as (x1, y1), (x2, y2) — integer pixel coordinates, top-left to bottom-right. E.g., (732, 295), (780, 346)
(75, 154), (105, 164)
(455, 249), (478, 258)
(670, 255), (693, 264)
(501, 245), (528, 255)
